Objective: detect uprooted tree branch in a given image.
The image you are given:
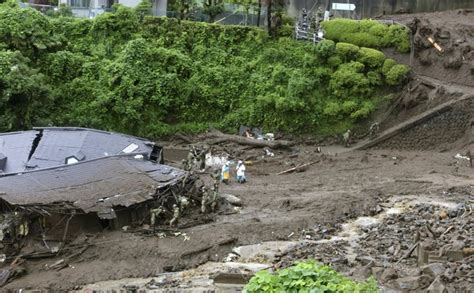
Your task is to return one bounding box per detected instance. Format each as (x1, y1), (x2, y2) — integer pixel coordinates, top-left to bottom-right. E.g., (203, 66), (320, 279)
(204, 130), (295, 149)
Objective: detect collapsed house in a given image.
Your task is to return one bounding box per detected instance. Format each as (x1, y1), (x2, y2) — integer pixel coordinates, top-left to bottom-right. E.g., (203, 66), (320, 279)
(0, 127), (195, 257)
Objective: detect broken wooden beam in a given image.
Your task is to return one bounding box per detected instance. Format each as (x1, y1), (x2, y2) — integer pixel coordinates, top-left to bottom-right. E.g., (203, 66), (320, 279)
(277, 161), (319, 175)
(205, 130), (294, 149)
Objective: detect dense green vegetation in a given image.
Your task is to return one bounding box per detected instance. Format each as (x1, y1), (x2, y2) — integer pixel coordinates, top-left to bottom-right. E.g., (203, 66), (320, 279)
(321, 19), (411, 53)
(244, 261), (378, 292)
(0, 2), (410, 139)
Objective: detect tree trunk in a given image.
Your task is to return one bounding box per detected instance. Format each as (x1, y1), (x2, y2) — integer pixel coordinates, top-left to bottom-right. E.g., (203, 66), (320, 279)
(267, 0), (272, 35)
(204, 129), (294, 149)
(257, 0), (262, 26)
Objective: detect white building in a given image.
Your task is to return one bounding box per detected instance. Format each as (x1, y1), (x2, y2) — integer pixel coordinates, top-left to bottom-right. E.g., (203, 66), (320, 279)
(59, 0), (167, 18)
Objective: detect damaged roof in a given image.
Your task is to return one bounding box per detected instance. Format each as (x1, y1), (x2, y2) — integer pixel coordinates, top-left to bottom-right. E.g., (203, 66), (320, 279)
(0, 127), (155, 175)
(0, 131), (38, 174)
(0, 156), (186, 219)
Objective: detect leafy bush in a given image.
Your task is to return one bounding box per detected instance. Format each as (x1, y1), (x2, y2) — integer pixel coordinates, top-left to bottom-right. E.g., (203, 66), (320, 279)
(322, 18), (410, 53)
(244, 261), (379, 292)
(340, 32), (379, 48)
(388, 25), (410, 53)
(315, 39), (336, 60)
(385, 64), (410, 86)
(335, 42), (359, 62)
(382, 58), (397, 77)
(357, 47), (385, 68)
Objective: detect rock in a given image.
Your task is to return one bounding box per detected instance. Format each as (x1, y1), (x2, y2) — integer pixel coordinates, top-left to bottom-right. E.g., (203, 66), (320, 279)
(357, 256), (375, 266)
(371, 267), (384, 279)
(221, 194), (242, 206)
(438, 210), (448, 220)
(450, 240), (465, 250)
(380, 268), (398, 283)
(443, 53), (463, 69)
(421, 263), (446, 278)
(445, 250), (464, 261)
(426, 276), (447, 293)
(395, 275), (431, 290)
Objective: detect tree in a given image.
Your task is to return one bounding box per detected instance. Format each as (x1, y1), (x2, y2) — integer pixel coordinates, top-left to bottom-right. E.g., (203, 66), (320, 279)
(0, 51), (51, 131)
(168, 0), (197, 20)
(203, 0), (224, 23)
(0, 6), (59, 60)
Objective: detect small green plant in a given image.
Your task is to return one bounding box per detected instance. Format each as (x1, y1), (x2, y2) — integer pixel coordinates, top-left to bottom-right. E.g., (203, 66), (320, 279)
(385, 64), (410, 86)
(244, 261), (379, 292)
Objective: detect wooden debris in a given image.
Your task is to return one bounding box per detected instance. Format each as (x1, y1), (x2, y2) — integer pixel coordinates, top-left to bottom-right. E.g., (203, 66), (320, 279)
(396, 241), (419, 264)
(205, 130), (294, 149)
(427, 37), (444, 52)
(277, 160), (319, 175)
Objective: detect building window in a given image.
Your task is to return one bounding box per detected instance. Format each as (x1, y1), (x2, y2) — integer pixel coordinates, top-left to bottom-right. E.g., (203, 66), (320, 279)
(68, 0), (91, 8)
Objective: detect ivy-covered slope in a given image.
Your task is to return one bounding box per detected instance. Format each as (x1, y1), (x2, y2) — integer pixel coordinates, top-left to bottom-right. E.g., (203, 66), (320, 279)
(0, 3), (410, 138)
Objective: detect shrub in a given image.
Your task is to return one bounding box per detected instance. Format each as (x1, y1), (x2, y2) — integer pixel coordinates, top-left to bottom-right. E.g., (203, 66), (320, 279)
(335, 42), (360, 61)
(321, 18), (360, 41)
(340, 32), (380, 48)
(327, 55), (342, 68)
(330, 61), (372, 99)
(321, 19), (410, 53)
(357, 47), (385, 68)
(385, 64), (410, 85)
(350, 100), (376, 119)
(388, 25), (410, 53)
(244, 261), (379, 292)
(382, 58), (397, 76)
(315, 39), (336, 60)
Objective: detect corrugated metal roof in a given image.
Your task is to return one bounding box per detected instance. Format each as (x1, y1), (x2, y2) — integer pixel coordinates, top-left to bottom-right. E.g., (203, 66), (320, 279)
(27, 128), (154, 170)
(0, 131), (39, 174)
(0, 156), (186, 219)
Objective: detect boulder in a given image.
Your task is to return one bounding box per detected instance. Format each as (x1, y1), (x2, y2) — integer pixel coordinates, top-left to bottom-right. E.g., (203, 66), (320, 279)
(421, 263), (446, 278)
(426, 277), (448, 293)
(395, 275), (431, 290)
(380, 268), (398, 283)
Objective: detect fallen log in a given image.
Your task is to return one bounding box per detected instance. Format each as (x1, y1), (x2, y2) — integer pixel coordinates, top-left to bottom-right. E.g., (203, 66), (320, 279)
(277, 160), (319, 175)
(174, 133), (193, 144)
(205, 130), (294, 149)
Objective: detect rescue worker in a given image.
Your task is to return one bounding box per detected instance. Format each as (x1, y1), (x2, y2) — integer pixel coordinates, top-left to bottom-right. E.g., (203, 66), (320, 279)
(196, 146), (208, 171)
(236, 160), (246, 183)
(201, 186), (209, 213)
(169, 204), (180, 227)
(221, 162), (230, 184)
(186, 146), (196, 170)
(150, 207), (163, 227)
(316, 6), (324, 23)
(211, 169), (220, 192)
(210, 186), (219, 212)
(369, 122), (379, 139)
(343, 129), (351, 147)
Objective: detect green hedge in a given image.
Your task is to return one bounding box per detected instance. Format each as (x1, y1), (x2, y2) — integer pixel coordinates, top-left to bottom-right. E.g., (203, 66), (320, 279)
(321, 18), (410, 53)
